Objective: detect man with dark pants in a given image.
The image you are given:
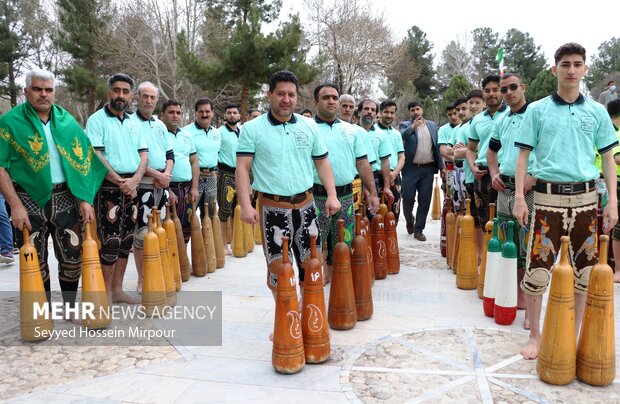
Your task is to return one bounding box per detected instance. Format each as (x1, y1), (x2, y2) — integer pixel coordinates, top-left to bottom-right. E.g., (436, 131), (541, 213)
(401, 101), (443, 241)
(513, 43), (618, 359)
(0, 69), (106, 314)
(87, 73), (148, 304)
(218, 103), (241, 255)
(312, 83), (378, 283)
(237, 70), (340, 307)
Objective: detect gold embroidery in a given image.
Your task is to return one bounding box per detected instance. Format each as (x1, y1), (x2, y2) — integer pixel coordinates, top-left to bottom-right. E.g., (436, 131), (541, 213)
(72, 137), (83, 159)
(28, 133), (44, 155)
(57, 144), (96, 176)
(0, 128), (50, 172)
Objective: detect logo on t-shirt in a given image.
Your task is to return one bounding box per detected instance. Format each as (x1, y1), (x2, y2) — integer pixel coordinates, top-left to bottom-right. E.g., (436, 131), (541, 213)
(580, 116), (594, 136)
(293, 130), (310, 149)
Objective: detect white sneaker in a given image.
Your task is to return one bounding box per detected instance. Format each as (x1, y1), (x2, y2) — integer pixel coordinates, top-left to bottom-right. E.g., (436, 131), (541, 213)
(0, 253), (15, 264)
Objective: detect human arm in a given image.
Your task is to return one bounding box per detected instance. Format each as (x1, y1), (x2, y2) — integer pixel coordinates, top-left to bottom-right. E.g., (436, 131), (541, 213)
(314, 157), (341, 215)
(236, 156), (256, 224)
(356, 158), (379, 214)
(512, 148), (531, 227)
(0, 168), (30, 230)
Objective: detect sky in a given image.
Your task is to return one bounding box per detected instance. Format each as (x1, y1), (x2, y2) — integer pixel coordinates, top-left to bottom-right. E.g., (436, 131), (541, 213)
(280, 0), (615, 69)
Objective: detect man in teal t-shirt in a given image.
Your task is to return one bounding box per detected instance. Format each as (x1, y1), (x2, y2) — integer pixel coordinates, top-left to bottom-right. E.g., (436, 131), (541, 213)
(237, 70), (340, 300)
(466, 75), (508, 225)
(162, 100), (199, 255)
(513, 43), (619, 361)
(311, 83), (378, 283)
(86, 73), (148, 304)
(217, 103), (241, 255)
(487, 72), (537, 328)
(450, 97), (471, 212)
(131, 82), (174, 292)
(182, 99), (220, 220)
(377, 100), (405, 222)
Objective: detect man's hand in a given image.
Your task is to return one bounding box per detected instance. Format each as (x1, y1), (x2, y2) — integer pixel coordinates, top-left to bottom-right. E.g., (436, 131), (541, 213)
(168, 192), (178, 207)
(491, 173), (506, 191)
(119, 177), (138, 196)
(240, 204), (258, 224)
(472, 166), (488, 180)
(523, 175), (537, 193)
(188, 187), (198, 204)
(367, 193), (380, 215)
(11, 203), (31, 231)
(153, 172), (171, 189)
(602, 203), (618, 234)
(382, 187), (394, 203)
(325, 195), (341, 216)
(79, 201), (95, 224)
(512, 196), (529, 227)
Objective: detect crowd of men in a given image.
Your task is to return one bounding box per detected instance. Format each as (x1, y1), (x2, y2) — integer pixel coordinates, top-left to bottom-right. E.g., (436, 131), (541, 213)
(0, 41), (618, 363)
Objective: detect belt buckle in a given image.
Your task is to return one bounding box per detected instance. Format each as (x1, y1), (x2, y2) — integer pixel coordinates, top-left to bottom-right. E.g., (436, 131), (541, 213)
(559, 184), (574, 194)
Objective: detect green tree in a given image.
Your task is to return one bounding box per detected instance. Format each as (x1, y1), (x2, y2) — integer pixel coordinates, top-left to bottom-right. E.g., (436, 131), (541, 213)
(471, 27), (500, 85)
(423, 75), (472, 124)
(0, 0), (48, 107)
(525, 68), (556, 102)
(55, 0), (113, 115)
(178, 1), (316, 119)
(405, 26), (436, 99)
(585, 37), (620, 91)
(500, 29), (547, 85)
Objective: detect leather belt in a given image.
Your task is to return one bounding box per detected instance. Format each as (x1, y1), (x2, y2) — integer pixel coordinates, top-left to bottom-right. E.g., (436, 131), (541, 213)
(313, 183), (352, 196)
(411, 162), (434, 168)
(200, 167), (218, 174)
(534, 180), (596, 195)
(217, 163), (235, 173)
(260, 189), (312, 204)
(169, 181), (191, 188)
(500, 174), (516, 190)
(52, 182), (68, 190)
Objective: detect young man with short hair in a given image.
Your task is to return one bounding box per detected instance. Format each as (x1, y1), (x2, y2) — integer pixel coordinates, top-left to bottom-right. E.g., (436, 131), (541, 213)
(513, 43), (618, 360)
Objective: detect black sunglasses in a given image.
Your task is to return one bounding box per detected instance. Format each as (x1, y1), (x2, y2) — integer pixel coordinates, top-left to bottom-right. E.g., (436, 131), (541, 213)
(500, 83), (520, 94)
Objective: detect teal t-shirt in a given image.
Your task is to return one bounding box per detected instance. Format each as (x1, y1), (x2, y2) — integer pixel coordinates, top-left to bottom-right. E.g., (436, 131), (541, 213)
(468, 105), (508, 166)
(489, 103), (536, 177)
(237, 112), (328, 196)
(312, 117), (367, 186)
(455, 120), (474, 184)
(218, 124), (239, 168)
(356, 126), (377, 166)
(168, 127), (196, 182)
(515, 92), (618, 182)
(131, 112), (172, 171)
(364, 124), (392, 171)
(376, 123), (404, 170)
(183, 122), (221, 169)
(438, 123), (457, 146)
(41, 121), (66, 184)
(86, 106), (147, 174)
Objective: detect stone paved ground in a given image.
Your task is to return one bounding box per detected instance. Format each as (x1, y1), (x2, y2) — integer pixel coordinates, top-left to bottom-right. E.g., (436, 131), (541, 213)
(0, 212), (618, 403)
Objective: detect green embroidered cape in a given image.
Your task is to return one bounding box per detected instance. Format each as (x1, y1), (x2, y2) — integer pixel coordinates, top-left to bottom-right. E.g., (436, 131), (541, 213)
(0, 102), (107, 207)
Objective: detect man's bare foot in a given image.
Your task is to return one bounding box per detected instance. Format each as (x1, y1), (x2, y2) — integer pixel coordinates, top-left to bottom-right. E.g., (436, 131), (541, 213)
(614, 272), (620, 283)
(224, 247), (232, 256)
(523, 317), (530, 330)
(520, 335), (540, 360)
(112, 291), (140, 304)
